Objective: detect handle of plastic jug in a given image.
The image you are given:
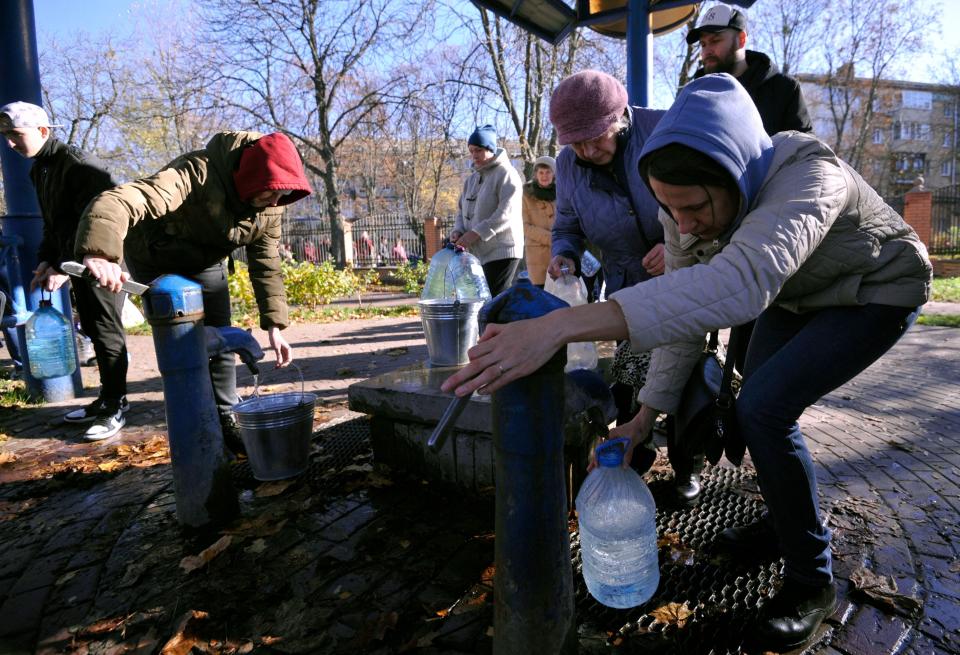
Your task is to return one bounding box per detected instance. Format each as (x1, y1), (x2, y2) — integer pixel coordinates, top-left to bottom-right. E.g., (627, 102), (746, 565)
(595, 436), (631, 459)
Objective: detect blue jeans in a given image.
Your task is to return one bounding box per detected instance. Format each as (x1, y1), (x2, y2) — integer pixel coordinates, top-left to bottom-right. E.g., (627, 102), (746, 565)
(738, 303), (919, 586)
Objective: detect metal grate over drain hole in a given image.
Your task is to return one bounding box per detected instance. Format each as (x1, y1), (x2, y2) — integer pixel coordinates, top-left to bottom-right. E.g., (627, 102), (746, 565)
(575, 466), (783, 654)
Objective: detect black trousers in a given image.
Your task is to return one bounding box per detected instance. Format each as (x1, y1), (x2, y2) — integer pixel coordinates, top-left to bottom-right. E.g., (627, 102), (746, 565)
(127, 257), (237, 413)
(482, 257), (521, 297)
(73, 277), (128, 399)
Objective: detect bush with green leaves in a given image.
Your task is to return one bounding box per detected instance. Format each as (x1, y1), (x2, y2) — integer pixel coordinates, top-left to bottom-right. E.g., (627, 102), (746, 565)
(394, 260), (430, 295)
(228, 260), (380, 321)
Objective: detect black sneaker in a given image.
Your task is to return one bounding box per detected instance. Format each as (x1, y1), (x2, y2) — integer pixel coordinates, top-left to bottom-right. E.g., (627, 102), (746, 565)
(714, 515), (780, 559)
(65, 396), (130, 424)
(84, 406), (126, 441)
(219, 411), (247, 457)
(749, 579), (837, 651)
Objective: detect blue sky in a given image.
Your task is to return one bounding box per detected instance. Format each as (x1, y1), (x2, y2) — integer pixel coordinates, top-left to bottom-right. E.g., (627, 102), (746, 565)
(33, 0), (960, 86)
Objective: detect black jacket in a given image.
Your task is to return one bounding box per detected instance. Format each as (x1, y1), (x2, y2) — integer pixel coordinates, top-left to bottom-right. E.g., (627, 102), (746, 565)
(695, 50), (812, 136)
(30, 138), (115, 271)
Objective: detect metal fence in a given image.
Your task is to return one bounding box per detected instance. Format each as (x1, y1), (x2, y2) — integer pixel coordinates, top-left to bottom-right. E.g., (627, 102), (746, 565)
(231, 213), (456, 267)
(931, 184), (960, 256)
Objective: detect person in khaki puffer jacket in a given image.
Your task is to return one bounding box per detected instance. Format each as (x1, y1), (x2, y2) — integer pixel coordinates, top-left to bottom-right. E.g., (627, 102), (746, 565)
(74, 131), (312, 451)
(442, 74), (931, 651)
(521, 155), (556, 287)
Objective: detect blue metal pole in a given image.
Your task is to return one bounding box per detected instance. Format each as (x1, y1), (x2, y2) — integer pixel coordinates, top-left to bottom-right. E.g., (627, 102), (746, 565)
(484, 279), (577, 655)
(0, 0), (81, 399)
(142, 275), (238, 528)
(626, 0), (653, 107)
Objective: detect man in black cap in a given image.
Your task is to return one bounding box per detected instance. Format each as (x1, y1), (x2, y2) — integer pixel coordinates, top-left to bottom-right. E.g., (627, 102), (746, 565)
(0, 101), (129, 441)
(687, 3), (811, 136)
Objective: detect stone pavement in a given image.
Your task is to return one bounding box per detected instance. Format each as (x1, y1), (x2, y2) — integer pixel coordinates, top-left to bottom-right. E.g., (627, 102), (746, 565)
(0, 297), (957, 654)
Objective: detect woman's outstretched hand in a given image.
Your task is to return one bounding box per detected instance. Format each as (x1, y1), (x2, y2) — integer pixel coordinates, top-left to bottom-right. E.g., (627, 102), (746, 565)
(440, 315), (564, 397)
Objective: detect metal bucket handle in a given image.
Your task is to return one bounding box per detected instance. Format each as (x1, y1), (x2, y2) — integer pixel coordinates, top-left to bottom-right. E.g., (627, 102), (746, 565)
(242, 362), (307, 404)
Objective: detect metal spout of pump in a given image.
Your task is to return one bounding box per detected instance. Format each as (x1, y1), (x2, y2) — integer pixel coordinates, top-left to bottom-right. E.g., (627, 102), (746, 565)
(205, 326), (265, 376)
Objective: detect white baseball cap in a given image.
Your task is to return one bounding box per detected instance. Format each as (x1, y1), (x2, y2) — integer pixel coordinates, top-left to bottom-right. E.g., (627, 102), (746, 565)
(686, 4), (747, 44)
(0, 101), (62, 130)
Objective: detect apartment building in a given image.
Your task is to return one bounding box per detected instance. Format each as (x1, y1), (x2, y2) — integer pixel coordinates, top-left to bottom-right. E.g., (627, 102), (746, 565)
(797, 72), (959, 198)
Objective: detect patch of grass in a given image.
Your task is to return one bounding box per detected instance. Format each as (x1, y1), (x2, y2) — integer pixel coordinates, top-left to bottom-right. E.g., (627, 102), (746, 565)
(125, 322), (153, 336)
(290, 305), (419, 323)
(917, 314), (960, 328)
(931, 277), (960, 303)
(0, 372), (38, 408)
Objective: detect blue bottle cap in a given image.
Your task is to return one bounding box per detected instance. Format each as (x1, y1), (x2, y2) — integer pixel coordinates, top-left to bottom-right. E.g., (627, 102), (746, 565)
(595, 437), (631, 468)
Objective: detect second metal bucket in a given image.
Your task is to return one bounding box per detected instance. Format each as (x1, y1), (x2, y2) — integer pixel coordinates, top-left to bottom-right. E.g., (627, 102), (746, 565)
(418, 298), (484, 367)
(232, 369), (317, 481)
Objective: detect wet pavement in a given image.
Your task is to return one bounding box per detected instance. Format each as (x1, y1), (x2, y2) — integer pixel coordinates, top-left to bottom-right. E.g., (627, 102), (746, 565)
(0, 298), (958, 654)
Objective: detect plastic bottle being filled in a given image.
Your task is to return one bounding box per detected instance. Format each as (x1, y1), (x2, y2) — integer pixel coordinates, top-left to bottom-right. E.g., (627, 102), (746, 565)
(576, 437), (659, 608)
(25, 294), (77, 379)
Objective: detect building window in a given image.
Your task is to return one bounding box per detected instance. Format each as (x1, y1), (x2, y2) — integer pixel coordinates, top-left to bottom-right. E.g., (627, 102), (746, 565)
(944, 131), (953, 148)
(893, 122), (902, 140)
(873, 128), (883, 144)
(901, 90), (932, 110)
(873, 161), (884, 175)
(945, 103), (955, 117)
(942, 161), (953, 177)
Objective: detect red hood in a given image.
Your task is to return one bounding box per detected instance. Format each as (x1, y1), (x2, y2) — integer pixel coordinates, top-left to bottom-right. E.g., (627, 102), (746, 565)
(233, 133), (312, 205)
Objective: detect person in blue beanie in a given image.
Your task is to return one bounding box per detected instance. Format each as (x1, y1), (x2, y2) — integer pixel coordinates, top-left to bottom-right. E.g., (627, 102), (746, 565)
(450, 124), (524, 295)
(442, 74), (931, 650)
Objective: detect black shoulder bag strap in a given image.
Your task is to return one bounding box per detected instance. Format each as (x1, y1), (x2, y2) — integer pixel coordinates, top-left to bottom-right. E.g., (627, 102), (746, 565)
(717, 326), (746, 465)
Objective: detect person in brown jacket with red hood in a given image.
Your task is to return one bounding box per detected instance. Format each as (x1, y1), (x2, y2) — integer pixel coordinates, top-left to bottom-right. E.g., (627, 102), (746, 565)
(74, 131), (312, 450)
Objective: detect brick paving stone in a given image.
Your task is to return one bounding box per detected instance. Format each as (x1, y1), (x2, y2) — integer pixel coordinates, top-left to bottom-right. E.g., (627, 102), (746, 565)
(0, 317), (957, 653)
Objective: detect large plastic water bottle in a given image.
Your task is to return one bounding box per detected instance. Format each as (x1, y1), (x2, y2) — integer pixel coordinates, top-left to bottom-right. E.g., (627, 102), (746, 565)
(421, 244), (491, 301)
(576, 437), (659, 608)
(544, 270), (598, 371)
(25, 297), (77, 379)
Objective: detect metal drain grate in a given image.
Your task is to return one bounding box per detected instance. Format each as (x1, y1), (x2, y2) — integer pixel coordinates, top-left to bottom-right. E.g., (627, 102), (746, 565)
(234, 421), (797, 652)
(575, 466), (786, 654)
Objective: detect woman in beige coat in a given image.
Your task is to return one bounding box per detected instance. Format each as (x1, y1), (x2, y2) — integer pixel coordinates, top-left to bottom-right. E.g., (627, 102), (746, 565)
(521, 156), (556, 286)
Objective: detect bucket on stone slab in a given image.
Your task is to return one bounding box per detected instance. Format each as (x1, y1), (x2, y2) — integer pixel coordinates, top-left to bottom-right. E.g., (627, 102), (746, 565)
(232, 364), (316, 480)
(419, 298), (484, 367)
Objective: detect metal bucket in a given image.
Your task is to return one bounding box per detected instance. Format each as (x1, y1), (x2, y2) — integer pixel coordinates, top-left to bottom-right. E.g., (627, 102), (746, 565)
(232, 367), (316, 480)
(419, 298), (484, 366)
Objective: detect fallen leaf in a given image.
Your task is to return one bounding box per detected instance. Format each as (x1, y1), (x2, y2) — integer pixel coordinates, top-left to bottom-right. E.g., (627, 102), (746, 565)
(180, 535), (233, 574)
(649, 602), (694, 628)
(342, 463), (374, 473)
(245, 539), (267, 554)
(98, 460), (123, 473)
(399, 539), (410, 549)
(222, 514), (288, 537)
(255, 480), (295, 497)
(849, 566), (923, 617)
(0, 451), (18, 466)
(160, 610), (210, 655)
(950, 560), (960, 574)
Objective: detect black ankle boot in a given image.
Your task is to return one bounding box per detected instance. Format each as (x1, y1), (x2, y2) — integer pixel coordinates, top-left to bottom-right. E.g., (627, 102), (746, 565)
(750, 579), (837, 651)
(673, 471), (701, 506)
(715, 516), (780, 559)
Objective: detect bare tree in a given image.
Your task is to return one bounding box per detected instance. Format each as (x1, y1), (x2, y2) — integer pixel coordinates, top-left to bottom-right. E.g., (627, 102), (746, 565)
(813, 0), (932, 169)
(748, 0), (828, 76)
(200, 0), (433, 267)
(39, 32), (133, 161)
(475, 8), (583, 174)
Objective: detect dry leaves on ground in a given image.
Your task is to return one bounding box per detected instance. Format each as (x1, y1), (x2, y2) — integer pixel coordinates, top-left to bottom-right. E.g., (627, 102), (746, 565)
(648, 602), (694, 629)
(0, 451), (18, 466)
(180, 536), (233, 574)
(849, 566), (923, 617)
(161, 610), (210, 655)
(657, 532), (696, 566)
